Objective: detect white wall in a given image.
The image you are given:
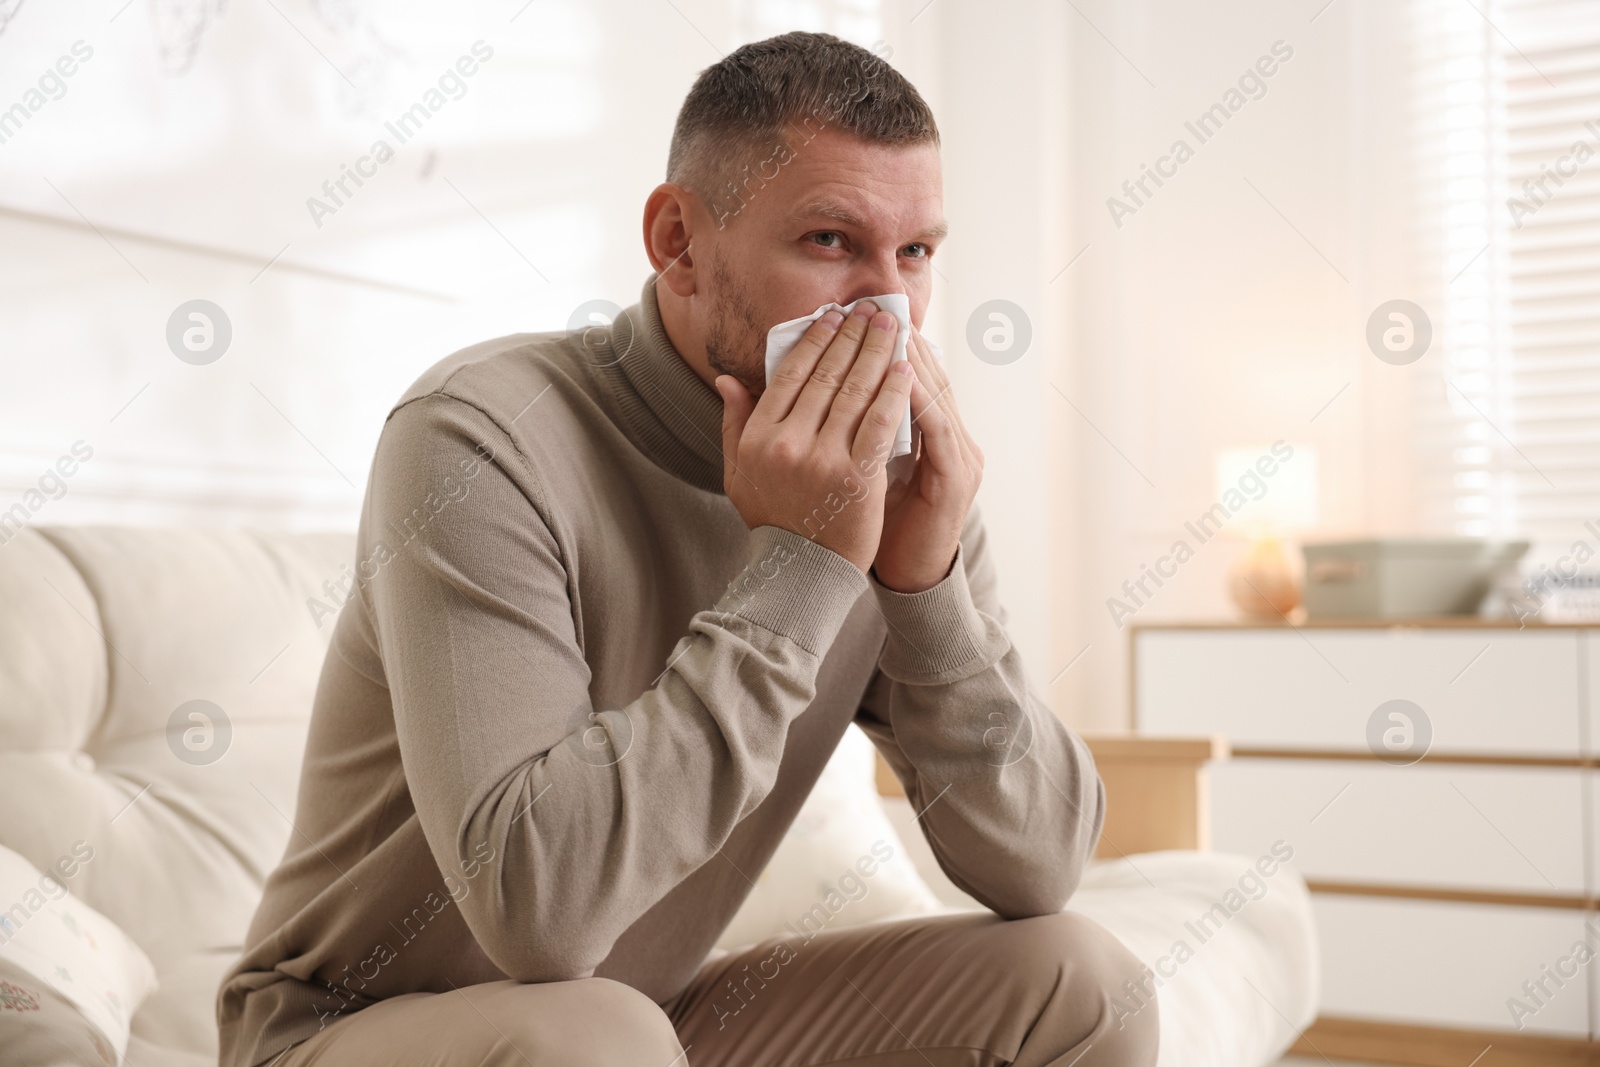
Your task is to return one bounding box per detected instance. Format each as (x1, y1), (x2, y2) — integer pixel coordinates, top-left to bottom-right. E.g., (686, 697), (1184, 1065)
(0, 1), (653, 528)
(1055, 0), (1427, 729)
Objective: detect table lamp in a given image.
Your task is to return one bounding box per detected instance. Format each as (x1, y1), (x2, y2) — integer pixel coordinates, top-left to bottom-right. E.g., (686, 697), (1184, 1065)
(1213, 444), (1319, 619)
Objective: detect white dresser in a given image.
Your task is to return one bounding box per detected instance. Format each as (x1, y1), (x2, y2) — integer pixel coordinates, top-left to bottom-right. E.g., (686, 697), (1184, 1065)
(1133, 621), (1599, 1063)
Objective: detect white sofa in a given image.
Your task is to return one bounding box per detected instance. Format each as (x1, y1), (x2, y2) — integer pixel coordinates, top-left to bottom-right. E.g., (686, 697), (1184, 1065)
(0, 525), (1318, 1066)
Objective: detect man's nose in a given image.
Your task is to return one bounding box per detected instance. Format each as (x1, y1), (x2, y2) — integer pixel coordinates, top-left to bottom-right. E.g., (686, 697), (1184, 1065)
(840, 255), (907, 304)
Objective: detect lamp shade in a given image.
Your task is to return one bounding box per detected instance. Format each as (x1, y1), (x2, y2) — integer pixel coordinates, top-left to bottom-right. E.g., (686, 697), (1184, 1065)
(1213, 444), (1319, 535)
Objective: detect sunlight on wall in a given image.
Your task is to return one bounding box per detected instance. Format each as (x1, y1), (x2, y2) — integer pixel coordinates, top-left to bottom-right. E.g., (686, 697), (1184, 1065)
(0, 0), (617, 529)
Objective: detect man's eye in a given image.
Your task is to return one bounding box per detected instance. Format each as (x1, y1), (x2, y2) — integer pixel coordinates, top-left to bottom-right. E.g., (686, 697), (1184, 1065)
(809, 232), (843, 248)
(902, 243), (929, 259)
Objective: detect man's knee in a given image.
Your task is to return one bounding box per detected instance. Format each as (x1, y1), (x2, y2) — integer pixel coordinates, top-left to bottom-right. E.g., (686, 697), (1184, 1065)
(1019, 911), (1160, 1065)
(479, 977), (683, 1066)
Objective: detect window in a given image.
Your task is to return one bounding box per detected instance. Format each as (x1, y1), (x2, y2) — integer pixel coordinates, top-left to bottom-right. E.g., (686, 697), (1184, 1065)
(1414, 0), (1600, 543)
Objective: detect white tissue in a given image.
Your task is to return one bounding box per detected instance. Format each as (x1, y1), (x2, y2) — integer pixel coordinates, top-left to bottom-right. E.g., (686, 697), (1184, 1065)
(762, 294), (940, 484)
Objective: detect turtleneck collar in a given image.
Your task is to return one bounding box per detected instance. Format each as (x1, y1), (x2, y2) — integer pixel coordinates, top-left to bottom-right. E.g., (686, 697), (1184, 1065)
(602, 273), (727, 495)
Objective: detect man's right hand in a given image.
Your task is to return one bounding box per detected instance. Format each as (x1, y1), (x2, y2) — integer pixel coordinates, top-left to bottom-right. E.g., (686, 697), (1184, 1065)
(714, 301), (914, 575)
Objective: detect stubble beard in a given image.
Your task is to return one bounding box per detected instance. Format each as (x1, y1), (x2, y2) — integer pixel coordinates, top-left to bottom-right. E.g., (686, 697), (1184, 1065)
(703, 253), (768, 398)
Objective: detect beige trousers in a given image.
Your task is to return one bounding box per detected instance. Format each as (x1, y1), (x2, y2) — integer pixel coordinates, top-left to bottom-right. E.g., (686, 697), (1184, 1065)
(274, 910), (1159, 1067)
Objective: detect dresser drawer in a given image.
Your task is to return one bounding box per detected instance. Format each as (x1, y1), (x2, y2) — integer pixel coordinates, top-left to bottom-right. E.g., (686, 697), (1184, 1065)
(1134, 628), (1584, 756)
(1210, 760), (1589, 895)
(1589, 769), (1599, 898)
(1314, 895), (1596, 1036)
(1584, 633), (1600, 756)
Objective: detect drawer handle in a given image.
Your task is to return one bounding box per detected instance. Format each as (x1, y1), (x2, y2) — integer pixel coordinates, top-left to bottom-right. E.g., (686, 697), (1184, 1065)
(1309, 559), (1366, 584)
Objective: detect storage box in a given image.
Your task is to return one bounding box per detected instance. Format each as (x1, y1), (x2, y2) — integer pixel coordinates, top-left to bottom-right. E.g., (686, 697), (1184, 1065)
(1300, 538), (1529, 618)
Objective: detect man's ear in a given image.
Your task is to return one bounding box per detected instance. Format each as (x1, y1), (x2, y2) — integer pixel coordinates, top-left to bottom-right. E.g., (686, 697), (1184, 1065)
(643, 183), (703, 298)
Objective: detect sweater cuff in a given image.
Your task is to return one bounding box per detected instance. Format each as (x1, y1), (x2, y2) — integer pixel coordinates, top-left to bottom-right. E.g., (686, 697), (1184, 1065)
(868, 544), (997, 682)
(710, 526), (870, 656)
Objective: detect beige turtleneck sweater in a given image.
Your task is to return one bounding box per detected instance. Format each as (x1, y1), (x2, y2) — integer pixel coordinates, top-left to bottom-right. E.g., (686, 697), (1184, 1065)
(216, 275), (1105, 1067)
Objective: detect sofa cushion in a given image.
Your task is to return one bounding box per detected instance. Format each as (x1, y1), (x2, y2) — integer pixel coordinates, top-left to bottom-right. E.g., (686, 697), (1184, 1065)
(0, 526), (353, 1061)
(0, 527), (105, 752)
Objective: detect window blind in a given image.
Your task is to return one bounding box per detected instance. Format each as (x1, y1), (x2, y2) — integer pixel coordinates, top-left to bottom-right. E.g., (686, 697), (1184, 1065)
(1414, 0), (1600, 542)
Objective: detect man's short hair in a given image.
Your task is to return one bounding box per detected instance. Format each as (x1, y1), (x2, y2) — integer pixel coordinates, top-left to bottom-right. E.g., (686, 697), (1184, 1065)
(667, 32), (939, 223)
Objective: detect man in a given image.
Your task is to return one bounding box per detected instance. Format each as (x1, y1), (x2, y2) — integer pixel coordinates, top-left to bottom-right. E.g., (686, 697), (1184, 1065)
(218, 31), (1158, 1067)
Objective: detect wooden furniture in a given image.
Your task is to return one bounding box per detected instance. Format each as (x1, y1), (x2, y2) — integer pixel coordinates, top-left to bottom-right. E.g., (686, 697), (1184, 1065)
(874, 733), (1229, 857)
(1133, 619), (1600, 1065)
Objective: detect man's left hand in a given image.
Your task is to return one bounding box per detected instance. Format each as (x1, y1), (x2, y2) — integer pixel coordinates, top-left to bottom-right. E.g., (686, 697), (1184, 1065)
(872, 329), (984, 593)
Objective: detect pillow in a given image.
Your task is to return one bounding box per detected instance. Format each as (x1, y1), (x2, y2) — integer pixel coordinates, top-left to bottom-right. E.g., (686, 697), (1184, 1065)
(715, 724), (945, 952)
(0, 844), (158, 1064)
(0, 956), (119, 1065)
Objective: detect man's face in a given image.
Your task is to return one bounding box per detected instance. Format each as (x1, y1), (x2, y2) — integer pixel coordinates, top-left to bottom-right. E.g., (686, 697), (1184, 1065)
(695, 127), (945, 396)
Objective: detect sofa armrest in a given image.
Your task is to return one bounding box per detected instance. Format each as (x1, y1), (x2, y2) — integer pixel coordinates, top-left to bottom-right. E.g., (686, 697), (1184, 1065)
(873, 734), (1230, 858)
